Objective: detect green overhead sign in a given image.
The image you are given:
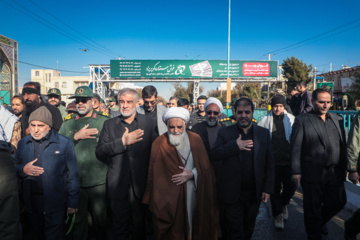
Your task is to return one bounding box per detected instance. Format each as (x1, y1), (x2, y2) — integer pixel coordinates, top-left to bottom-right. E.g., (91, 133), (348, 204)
(110, 60), (278, 79)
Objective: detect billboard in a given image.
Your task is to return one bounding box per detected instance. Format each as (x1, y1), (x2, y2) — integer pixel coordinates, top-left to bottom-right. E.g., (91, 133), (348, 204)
(110, 60), (278, 79)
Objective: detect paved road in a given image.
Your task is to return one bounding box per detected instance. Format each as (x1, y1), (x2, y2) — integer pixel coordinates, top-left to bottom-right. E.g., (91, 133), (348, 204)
(252, 181), (360, 240)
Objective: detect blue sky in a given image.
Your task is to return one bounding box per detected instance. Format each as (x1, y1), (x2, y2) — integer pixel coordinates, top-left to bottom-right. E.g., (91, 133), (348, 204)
(2, 0), (360, 100)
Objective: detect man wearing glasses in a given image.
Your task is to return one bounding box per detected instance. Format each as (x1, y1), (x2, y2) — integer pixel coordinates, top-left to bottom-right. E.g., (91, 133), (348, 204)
(137, 85), (168, 135)
(59, 86), (110, 240)
(192, 97), (223, 161)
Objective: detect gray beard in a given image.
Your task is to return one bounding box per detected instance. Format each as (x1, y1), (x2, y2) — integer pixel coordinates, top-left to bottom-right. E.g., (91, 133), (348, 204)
(168, 130), (186, 146)
(120, 107), (136, 117)
(77, 104), (92, 115)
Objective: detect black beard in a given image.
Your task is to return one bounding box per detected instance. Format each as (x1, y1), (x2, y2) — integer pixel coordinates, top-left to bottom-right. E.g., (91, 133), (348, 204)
(25, 99), (40, 115)
(14, 110), (23, 117)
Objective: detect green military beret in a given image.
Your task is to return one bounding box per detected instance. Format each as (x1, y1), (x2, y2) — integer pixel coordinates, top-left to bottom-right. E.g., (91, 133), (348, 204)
(69, 86), (93, 99)
(47, 88), (61, 96)
(109, 96), (116, 102)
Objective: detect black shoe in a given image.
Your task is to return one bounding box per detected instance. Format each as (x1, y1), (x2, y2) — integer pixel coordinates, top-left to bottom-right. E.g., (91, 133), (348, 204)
(321, 225), (328, 235)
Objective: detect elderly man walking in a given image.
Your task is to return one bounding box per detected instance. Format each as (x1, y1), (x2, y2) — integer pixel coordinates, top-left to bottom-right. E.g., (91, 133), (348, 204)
(96, 88), (158, 240)
(143, 107), (219, 240)
(59, 86), (110, 240)
(258, 95), (296, 230)
(15, 106), (79, 240)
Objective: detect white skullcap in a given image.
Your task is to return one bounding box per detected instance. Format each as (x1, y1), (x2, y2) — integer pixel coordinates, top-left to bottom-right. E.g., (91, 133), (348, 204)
(204, 97), (223, 113)
(162, 107), (190, 123)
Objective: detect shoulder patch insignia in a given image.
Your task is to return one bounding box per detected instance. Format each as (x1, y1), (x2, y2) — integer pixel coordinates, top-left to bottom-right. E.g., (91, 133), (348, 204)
(64, 114), (72, 121)
(93, 113), (97, 119)
(101, 112), (110, 118)
(75, 115), (79, 121)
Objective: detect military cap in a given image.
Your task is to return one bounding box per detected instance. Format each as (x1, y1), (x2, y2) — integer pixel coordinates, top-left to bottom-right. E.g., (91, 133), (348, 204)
(100, 98), (105, 103)
(47, 88), (61, 96)
(69, 86), (93, 99)
(109, 96), (116, 102)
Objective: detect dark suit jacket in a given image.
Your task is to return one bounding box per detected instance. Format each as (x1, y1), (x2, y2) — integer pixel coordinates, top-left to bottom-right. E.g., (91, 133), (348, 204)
(15, 130), (79, 213)
(96, 113), (158, 200)
(191, 121), (211, 156)
(294, 90), (313, 116)
(212, 124), (274, 204)
(291, 111), (347, 183)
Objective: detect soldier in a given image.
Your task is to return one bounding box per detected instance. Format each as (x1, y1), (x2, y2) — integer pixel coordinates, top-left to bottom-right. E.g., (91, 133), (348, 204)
(108, 96), (119, 112)
(59, 86), (110, 240)
(47, 88), (67, 120)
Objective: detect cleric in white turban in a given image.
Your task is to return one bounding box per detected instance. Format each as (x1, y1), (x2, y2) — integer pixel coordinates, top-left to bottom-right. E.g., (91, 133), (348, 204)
(162, 107), (190, 123)
(204, 97), (223, 114)
(144, 107), (219, 240)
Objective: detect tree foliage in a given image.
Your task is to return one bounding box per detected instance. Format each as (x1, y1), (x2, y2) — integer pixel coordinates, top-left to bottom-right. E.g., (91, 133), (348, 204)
(348, 73), (360, 100)
(282, 56), (312, 89)
(207, 82), (265, 107)
(171, 82), (204, 102)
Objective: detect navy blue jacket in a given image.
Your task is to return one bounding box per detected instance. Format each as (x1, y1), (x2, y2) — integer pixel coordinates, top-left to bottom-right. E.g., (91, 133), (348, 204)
(15, 129), (79, 213)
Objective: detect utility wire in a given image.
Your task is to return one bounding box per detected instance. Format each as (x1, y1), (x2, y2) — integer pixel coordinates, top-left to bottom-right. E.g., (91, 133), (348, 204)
(8, 0), (114, 58)
(0, 0), (115, 58)
(7, 57), (88, 73)
(266, 17), (360, 55)
(27, 0), (120, 57)
(274, 23), (360, 55)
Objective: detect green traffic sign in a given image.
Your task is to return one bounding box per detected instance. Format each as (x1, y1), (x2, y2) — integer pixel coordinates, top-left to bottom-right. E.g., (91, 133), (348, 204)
(110, 60), (278, 79)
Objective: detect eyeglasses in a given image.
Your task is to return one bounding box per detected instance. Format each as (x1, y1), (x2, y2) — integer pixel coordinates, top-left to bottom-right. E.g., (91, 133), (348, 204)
(206, 111), (219, 115)
(75, 98), (91, 104)
(144, 100), (156, 105)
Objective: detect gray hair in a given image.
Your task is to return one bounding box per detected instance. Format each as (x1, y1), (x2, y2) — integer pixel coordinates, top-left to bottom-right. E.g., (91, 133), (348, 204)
(117, 88), (139, 102)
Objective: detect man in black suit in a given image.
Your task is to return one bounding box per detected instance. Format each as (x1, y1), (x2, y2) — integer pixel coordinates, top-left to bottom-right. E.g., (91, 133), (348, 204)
(212, 98), (274, 240)
(293, 81), (313, 116)
(96, 88), (158, 240)
(291, 88), (347, 240)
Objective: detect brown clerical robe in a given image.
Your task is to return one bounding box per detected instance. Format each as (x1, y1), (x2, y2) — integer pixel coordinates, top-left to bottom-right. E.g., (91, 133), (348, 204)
(143, 131), (219, 240)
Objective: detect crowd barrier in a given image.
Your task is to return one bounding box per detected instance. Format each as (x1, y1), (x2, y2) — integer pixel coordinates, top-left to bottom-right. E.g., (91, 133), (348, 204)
(223, 109), (359, 131)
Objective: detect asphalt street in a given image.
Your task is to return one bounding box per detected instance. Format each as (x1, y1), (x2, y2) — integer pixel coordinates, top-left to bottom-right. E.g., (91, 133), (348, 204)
(252, 181), (360, 240)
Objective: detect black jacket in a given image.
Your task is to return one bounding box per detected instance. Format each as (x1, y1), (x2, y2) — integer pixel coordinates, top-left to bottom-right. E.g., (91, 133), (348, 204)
(15, 130), (79, 213)
(96, 113), (158, 200)
(290, 111), (347, 182)
(293, 90), (313, 116)
(0, 141), (20, 240)
(212, 124), (274, 204)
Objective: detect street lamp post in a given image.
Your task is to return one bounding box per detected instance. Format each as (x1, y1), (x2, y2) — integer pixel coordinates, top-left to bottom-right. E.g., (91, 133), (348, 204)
(226, 0), (232, 115)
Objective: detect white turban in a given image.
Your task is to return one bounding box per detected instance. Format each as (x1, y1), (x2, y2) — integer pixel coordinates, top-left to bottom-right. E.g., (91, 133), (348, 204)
(162, 107), (190, 123)
(204, 97), (223, 113)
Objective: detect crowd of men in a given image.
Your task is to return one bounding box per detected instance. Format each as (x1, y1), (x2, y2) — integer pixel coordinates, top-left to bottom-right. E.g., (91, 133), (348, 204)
(0, 81), (359, 240)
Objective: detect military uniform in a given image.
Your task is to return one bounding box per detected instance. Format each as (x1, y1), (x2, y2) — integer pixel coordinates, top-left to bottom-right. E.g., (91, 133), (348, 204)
(109, 96), (119, 112)
(59, 86), (110, 240)
(220, 115), (257, 127)
(47, 88), (68, 120)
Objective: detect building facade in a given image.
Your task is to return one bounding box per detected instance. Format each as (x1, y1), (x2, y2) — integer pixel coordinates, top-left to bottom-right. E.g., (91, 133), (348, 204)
(31, 69), (90, 104)
(0, 34), (19, 104)
(319, 66), (360, 109)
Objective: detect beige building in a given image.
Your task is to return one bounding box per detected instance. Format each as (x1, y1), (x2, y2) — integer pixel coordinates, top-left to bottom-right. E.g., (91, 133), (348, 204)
(31, 69), (90, 104)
